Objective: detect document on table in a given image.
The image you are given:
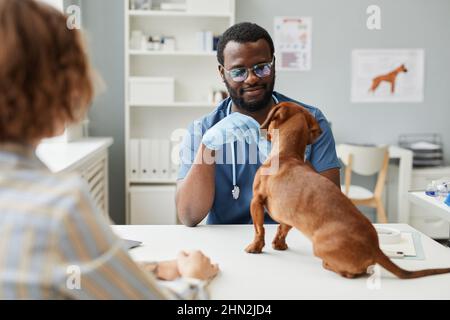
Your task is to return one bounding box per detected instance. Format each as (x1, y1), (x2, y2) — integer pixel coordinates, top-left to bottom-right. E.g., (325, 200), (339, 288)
(380, 232), (416, 257)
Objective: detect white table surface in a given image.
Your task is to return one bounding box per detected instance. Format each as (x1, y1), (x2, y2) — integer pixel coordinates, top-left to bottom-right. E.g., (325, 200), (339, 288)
(408, 191), (450, 221)
(36, 137), (113, 173)
(113, 224), (450, 299)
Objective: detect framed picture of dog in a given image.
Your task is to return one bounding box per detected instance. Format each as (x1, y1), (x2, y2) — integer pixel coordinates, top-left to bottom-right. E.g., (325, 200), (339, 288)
(351, 49), (424, 103)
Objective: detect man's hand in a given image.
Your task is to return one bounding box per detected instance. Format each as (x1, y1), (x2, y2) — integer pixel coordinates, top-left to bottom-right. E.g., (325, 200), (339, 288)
(201, 112), (272, 161)
(201, 112), (261, 150)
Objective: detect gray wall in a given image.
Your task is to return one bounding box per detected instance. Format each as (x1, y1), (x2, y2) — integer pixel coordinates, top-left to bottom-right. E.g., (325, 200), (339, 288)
(75, 0), (125, 223)
(237, 0), (450, 221)
(237, 0), (450, 158)
(77, 0), (449, 223)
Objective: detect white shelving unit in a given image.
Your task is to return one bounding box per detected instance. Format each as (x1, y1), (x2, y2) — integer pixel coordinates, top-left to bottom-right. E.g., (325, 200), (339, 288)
(130, 102), (216, 108)
(129, 9), (232, 18)
(125, 0), (235, 224)
(129, 50), (217, 57)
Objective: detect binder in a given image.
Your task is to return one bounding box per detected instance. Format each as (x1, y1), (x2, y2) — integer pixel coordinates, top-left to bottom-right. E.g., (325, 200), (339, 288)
(196, 31), (204, 51)
(204, 31), (213, 52)
(170, 139), (181, 180)
(139, 139), (151, 180)
(149, 139), (159, 180)
(129, 139), (140, 181)
(159, 139), (170, 179)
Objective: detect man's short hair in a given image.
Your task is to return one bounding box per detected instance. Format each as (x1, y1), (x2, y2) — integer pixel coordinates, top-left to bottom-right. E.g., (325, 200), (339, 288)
(217, 22), (275, 66)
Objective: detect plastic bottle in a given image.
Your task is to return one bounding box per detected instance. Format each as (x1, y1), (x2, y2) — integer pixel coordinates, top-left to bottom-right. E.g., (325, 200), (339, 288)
(425, 181), (437, 197)
(436, 182), (449, 201)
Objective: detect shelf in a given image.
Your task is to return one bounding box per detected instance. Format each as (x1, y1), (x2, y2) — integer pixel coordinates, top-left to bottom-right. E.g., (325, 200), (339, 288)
(125, 0), (235, 224)
(129, 10), (232, 18)
(130, 102), (217, 108)
(129, 50), (217, 57)
(130, 180), (177, 185)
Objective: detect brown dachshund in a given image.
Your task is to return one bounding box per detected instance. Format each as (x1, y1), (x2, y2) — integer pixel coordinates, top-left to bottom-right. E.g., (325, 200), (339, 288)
(245, 101), (450, 279)
(369, 64), (408, 94)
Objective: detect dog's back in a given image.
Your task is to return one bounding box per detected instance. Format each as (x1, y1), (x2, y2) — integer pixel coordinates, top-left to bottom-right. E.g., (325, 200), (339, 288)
(247, 102), (450, 279)
(256, 156), (376, 246)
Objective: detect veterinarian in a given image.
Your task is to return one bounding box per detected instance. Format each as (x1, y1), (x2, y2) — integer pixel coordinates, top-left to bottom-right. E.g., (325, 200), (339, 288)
(176, 22), (341, 226)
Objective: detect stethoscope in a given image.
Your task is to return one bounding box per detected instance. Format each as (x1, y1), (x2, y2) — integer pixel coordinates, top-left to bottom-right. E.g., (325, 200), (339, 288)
(227, 94), (279, 200)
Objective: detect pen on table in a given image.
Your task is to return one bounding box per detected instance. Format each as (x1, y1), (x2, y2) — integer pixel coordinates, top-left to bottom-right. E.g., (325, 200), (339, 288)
(383, 250), (405, 258)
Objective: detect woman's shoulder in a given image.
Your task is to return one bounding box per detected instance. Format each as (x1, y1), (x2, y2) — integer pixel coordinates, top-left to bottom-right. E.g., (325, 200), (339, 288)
(26, 169), (87, 193)
(18, 169), (90, 211)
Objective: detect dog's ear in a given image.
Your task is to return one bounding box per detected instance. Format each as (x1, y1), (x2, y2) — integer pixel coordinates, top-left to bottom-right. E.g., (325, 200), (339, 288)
(260, 104), (282, 130)
(303, 111), (322, 144)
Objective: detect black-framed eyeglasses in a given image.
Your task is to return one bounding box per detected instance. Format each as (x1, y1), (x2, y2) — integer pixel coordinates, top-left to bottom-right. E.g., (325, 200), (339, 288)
(221, 57), (275, 83)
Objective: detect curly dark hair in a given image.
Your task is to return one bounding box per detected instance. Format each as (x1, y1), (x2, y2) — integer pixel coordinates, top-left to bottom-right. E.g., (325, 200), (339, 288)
(217, 22), (275, 66)
(0, 0), (93, 144)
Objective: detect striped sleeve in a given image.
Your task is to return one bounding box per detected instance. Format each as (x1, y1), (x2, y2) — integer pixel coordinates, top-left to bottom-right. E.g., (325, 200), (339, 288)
(52, 176), (176, 300)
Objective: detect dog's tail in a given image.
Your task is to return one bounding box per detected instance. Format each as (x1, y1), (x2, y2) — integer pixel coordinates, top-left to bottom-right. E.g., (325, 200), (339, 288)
(375, 250), (450, 279)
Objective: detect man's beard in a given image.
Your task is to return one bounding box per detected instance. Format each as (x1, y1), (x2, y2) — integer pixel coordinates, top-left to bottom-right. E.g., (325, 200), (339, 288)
(224, 76), (275, 112)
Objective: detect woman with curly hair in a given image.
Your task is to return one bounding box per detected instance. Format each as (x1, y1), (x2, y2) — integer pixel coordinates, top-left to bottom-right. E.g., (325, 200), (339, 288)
(0, 0), (218, 299)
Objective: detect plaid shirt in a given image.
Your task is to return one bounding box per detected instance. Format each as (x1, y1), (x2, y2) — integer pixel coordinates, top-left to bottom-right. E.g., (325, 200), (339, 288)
(0, 144), (170, 299)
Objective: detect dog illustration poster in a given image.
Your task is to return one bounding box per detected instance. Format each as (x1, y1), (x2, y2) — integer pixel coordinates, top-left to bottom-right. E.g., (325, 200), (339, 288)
(351, 49), (424, 103)
(274, 17), (312, 71)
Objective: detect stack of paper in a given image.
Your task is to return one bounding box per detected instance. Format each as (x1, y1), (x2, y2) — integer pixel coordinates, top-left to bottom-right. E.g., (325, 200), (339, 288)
(379, 232), (416, 257)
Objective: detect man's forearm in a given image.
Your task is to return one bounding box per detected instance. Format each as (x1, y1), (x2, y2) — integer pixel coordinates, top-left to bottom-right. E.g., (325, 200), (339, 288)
(176, 144), (216, 226)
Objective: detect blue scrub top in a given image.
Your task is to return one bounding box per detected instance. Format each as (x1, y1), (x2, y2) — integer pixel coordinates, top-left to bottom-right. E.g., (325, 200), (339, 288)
(178, 91), (341, 224)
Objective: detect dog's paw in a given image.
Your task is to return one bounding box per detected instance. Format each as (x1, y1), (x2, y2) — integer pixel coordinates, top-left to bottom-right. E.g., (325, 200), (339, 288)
(272, 240), (288, 251)
(245, 242), (264, 254)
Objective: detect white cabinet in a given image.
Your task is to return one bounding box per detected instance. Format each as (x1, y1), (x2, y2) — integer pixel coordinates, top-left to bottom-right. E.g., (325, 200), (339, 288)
(409, 167), (450, 239)
(124, 0), (235, 224)
(78, 152), (110, 217)
(129, 186), (177, 224)
(37, 138), (113, 218)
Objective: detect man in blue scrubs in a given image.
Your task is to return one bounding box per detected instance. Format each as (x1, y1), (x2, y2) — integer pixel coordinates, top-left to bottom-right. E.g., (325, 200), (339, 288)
(176, 22), (341, 226)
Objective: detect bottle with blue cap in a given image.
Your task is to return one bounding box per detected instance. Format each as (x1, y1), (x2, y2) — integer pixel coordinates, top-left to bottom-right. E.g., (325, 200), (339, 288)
(437, 182), (449, 202)
(425, 181), (437, 197)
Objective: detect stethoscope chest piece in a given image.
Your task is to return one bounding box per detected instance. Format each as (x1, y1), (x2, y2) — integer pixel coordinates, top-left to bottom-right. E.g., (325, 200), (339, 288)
(227, 94), (278, 201)
(232, 185), (240, 200)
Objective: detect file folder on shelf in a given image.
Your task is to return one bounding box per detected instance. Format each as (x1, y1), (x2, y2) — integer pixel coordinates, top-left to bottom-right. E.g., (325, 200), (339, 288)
(170, 140), (181, 181)
(130, 139), (140, 181)
(139, 139), (151, 180)
(159, 139), (170, 179)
